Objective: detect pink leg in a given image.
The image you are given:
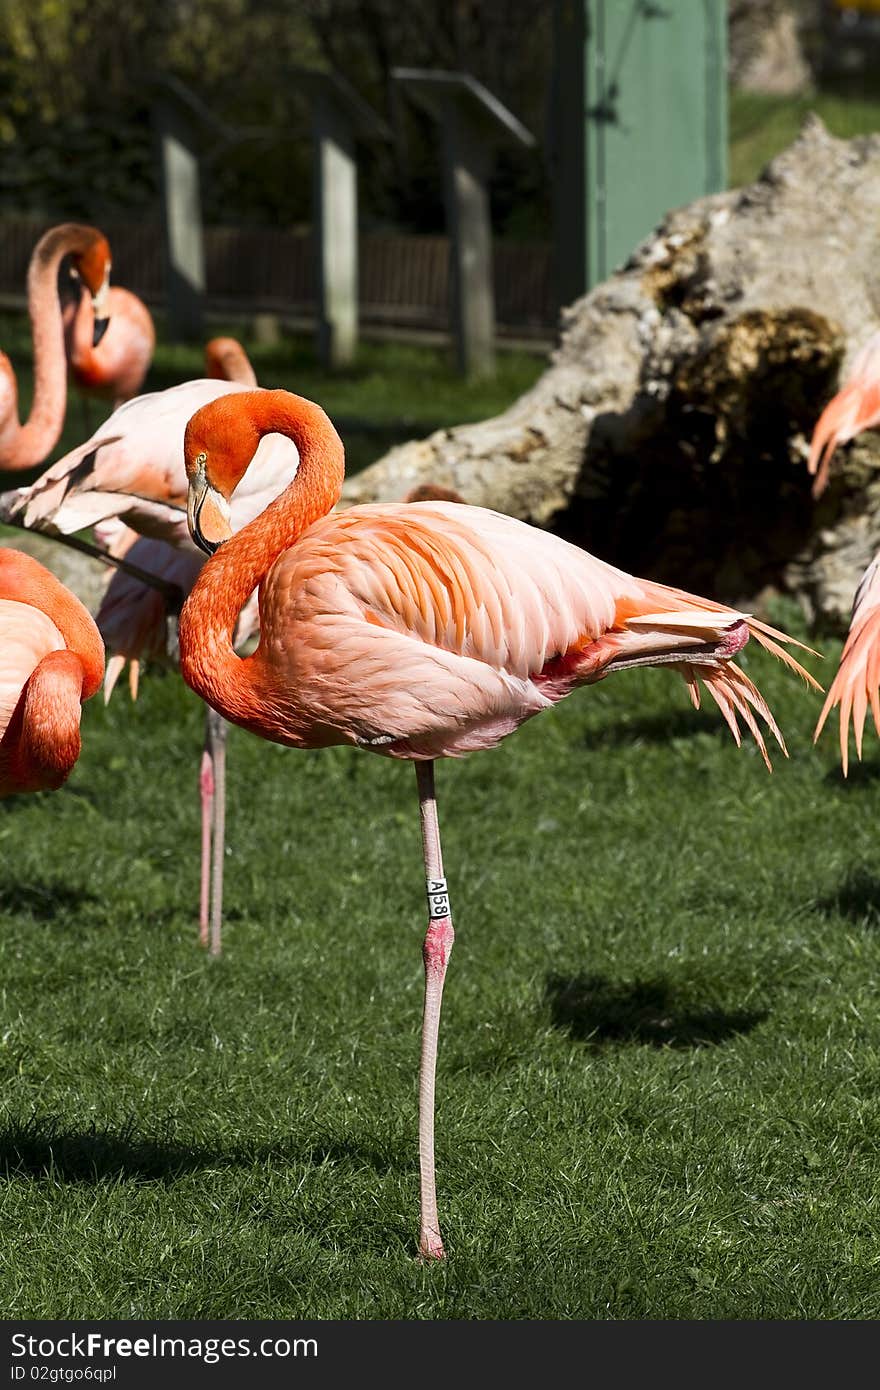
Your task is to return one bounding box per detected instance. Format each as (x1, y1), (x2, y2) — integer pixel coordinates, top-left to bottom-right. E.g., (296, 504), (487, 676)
(198, 742), (214, 948)
(208, 709), (227, 958)
(415, 759), (454, 1261)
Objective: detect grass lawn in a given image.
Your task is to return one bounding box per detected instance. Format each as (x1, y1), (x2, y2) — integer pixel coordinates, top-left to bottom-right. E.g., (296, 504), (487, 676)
(0, 598), (879, 1319)
(729, 85), (880, 188)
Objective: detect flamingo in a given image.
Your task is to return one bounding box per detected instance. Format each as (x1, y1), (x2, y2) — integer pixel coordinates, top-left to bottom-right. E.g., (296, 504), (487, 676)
(175, 388), (818, 1260)
(806, 330), (880, 499)
(0, 223), (112, 472)
(0, 548), (104, 795)
(0, 374), (294, 955)
(803, 331), (880, 770)
(61, 272), (156, 411)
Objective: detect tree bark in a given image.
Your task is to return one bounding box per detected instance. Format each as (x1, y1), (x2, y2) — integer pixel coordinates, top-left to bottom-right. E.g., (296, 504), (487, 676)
(342, 117), (880, 628)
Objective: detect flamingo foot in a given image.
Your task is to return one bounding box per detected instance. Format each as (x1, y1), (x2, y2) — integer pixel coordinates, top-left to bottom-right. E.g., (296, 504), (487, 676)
(419, 1230), (446, 1261)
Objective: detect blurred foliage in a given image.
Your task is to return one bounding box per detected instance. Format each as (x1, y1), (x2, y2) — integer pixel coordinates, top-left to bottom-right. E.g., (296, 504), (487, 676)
(0, 0), (551, 237)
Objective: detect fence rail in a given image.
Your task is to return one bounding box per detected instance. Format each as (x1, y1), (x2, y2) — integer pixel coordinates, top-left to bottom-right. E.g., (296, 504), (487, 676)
(0, 218), (556, 339)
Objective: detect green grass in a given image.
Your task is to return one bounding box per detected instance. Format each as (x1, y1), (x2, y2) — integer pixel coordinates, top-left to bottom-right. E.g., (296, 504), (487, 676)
(729, 85), (880, 188)
(1, 605), (880, 1319)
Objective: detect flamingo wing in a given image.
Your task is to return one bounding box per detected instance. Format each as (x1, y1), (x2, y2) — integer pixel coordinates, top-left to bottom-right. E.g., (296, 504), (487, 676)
(250, 503), (813, 763)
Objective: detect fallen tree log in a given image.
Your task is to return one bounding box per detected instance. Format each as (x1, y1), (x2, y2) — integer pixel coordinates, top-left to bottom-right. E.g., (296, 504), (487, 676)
(342, 117), (880, 628)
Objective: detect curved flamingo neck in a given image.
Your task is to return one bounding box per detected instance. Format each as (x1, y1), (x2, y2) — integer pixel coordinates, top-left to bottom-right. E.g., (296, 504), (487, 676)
(179, 392), (344, 717)
(1, 650), (87, 795)
(1, 225), (102, 470)
(63, 287), (95, 377)
(0, 549), (104, 699)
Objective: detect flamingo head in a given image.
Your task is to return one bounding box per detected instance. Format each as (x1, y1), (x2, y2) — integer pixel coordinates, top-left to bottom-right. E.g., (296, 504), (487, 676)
(71, 232), (112, 346)
(183, 394), (261, 555)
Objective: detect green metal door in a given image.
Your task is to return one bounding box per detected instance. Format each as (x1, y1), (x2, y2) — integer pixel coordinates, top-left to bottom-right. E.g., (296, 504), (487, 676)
(552, 0), (727, 304)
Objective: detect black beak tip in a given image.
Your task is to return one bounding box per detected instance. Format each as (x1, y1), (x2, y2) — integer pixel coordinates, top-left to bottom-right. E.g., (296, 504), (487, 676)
(193, 530), (220, 558)
(92, 317), (110, 347)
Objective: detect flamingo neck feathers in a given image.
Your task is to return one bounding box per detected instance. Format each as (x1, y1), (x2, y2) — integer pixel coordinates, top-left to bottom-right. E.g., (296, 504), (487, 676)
(1, 651), (87, 796)
(179, 393), (344, 723)
(0, 550), (104, 701)
(0, 225), (102, 470)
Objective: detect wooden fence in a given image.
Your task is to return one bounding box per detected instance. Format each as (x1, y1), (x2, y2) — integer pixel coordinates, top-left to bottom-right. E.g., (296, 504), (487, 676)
(0, 217), (556, 339)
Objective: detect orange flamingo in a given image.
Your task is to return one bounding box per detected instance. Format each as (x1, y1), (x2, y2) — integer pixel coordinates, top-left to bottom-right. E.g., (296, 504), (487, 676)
(0, 223), (112, 472)
(807, 330), (880, 499)
(176, 388), (817, 1259)
(0, 548), (104, 795)
(61, 275), (156, 409)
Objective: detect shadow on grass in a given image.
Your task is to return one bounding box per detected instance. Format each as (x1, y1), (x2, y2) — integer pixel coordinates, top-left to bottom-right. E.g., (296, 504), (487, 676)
(0, 1116), (208, 1185)
(816, 868), (880, 924)
(0, 878), (98, 922)
(585, 707), (707, 748)
(823, 757), (880, 788)
(0, 1115), (406, 1186)
(545, 972), (767, 1048)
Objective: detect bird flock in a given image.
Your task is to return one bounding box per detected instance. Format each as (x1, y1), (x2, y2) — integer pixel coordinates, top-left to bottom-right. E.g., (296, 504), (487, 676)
(0, 221), (877, 1261)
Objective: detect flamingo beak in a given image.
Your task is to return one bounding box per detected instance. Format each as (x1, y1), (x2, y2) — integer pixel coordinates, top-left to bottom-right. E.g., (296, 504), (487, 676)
(91, 269), (111, 346)
(188, 469), (232, 557)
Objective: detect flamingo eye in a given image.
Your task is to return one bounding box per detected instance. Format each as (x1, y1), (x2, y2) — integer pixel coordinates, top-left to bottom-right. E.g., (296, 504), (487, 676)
(196, 451), (207, 465)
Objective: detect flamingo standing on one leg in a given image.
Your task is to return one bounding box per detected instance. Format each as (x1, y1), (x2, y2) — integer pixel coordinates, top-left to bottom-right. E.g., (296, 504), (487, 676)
(806, 330), (880, 499)
(0, 223), (113, 472)
(0, 548), (104, 796)
(61, 273), (156, 414)
(175, 388), (818, 1260)
(0, 372), (290, 955)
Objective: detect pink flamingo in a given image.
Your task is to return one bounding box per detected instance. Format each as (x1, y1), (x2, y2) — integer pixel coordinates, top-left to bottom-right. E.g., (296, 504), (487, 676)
(0, 223), (113, 472)
(0, 372), (293, 955)
(176, 388), (818, 1260)
(806, 330), (880, 498)
(61, 275), (156, 410)
(804, 330), (880, 769)
(0, 547), (104, 796)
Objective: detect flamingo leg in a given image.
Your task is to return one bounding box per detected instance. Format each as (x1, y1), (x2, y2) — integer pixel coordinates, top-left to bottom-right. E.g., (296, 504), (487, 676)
(198, 738), (214, 948)
(415, 758), (455, 1261)
(208, 707), (227, 958)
